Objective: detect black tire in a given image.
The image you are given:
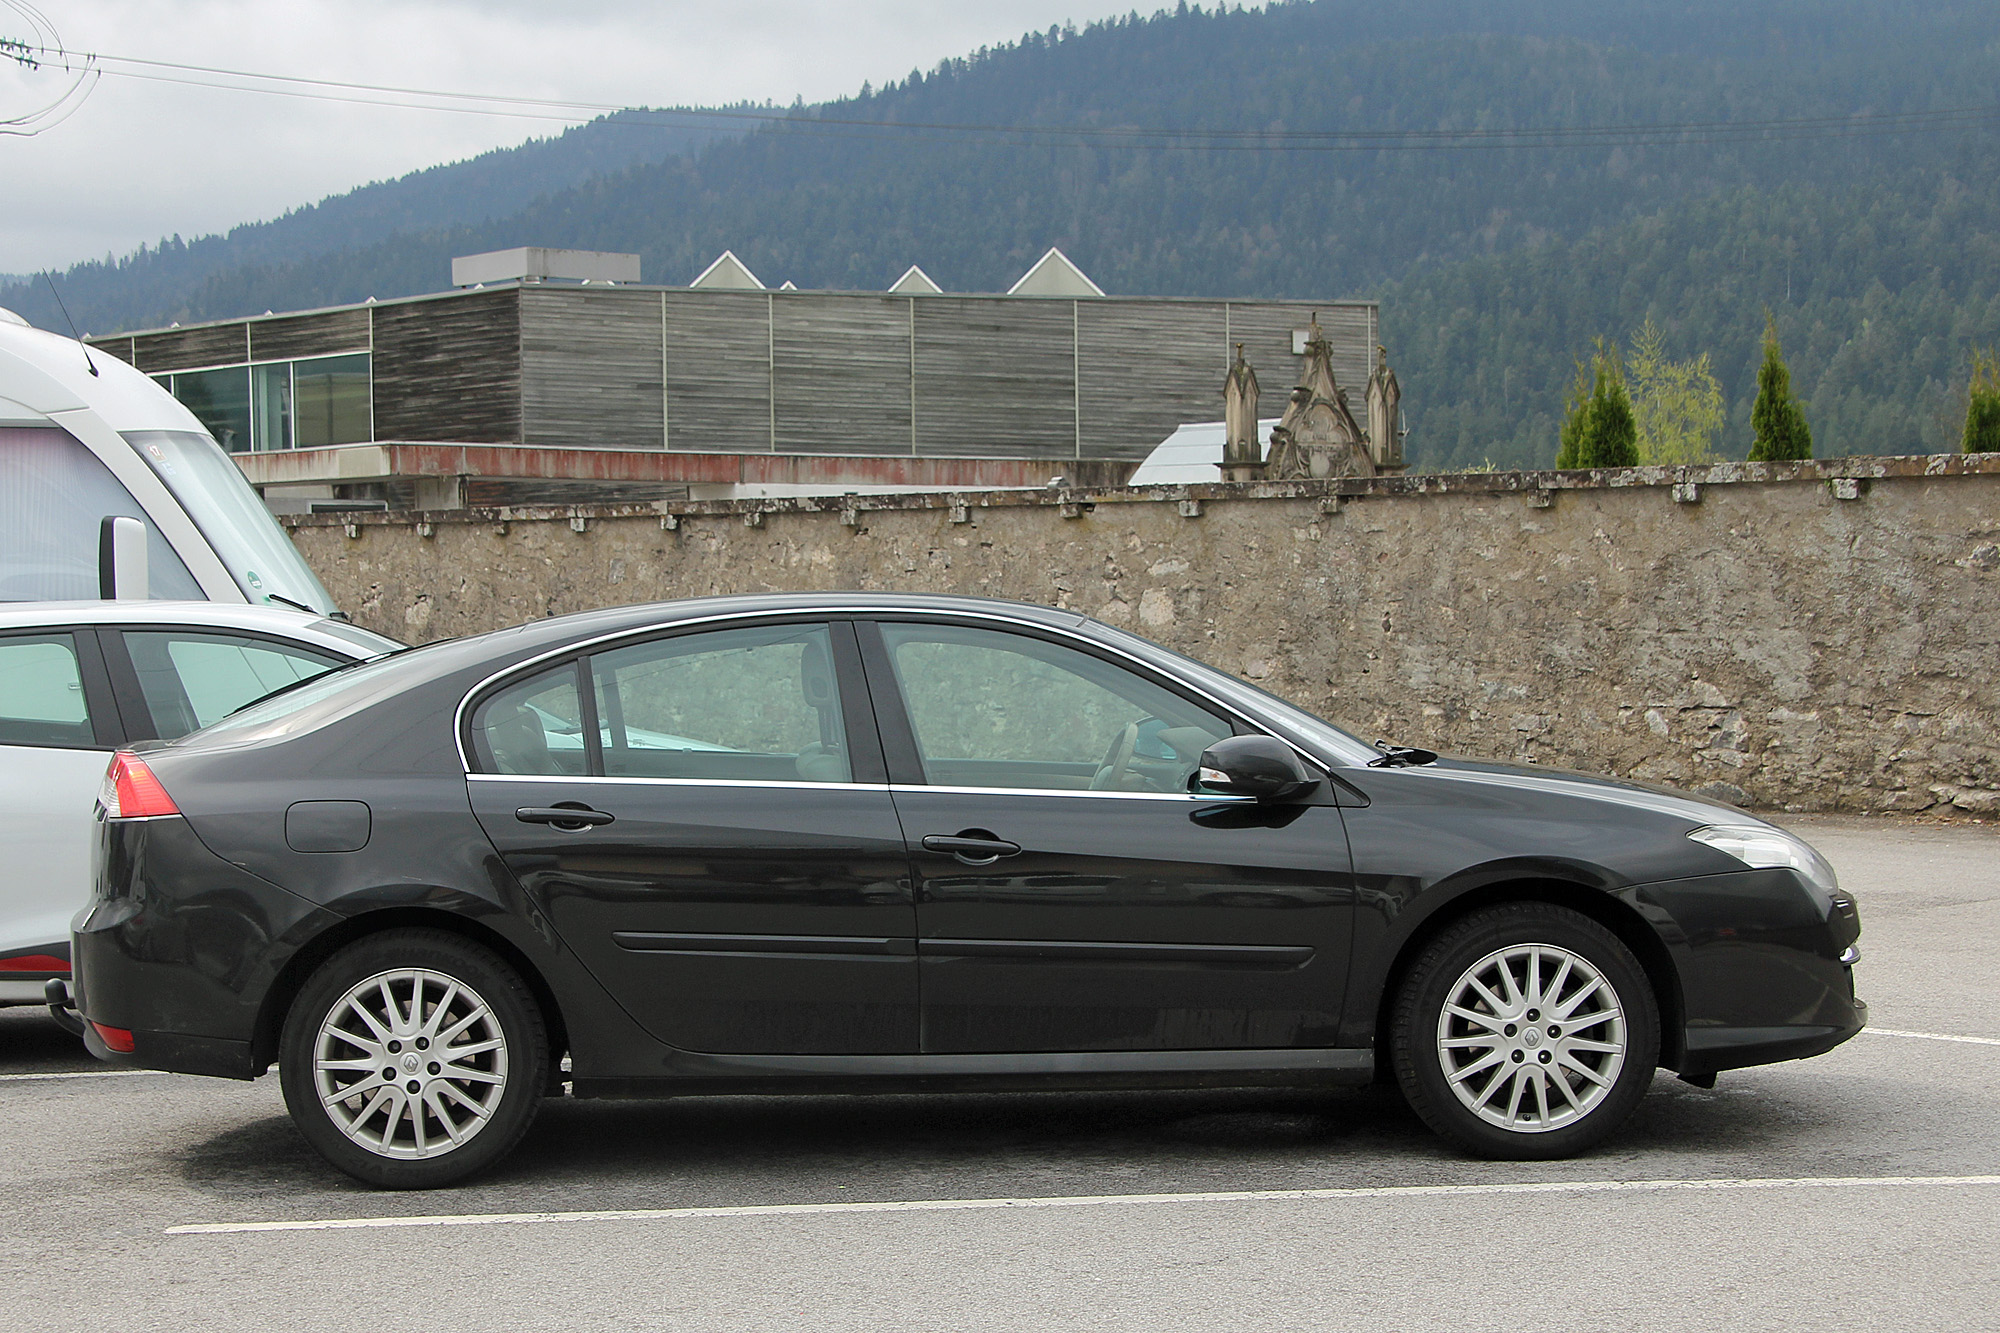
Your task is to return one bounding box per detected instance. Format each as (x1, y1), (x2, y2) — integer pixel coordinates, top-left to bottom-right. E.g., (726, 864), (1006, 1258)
(1392, 902), (1659, 1160)
(279, 928), (547, 1189)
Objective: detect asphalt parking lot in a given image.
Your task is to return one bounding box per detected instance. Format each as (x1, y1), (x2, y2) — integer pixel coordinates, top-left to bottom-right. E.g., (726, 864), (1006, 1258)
(2, 814), (1995, 1332)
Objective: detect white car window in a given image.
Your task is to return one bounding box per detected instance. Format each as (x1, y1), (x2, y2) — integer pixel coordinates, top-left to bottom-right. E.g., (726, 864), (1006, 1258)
(124, 630), (343, 737)
(0, 633), (95, 749)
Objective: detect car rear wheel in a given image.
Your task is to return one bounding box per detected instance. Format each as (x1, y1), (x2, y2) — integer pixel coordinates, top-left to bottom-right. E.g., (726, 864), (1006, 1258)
(1392, 902), (1658, 1159)
(279, 929), (546, 1188)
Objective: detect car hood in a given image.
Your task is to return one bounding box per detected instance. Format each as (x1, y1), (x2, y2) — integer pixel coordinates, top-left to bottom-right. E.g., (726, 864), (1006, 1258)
(1397, 754), (1773, 829)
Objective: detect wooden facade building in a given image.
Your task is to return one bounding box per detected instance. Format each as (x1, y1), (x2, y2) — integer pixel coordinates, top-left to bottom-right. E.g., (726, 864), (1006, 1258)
(91, 283), (1379, 467)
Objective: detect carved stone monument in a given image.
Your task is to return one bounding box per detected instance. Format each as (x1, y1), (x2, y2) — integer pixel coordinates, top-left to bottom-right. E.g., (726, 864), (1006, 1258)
(1220, 343), (1263, 482)
(1365, 343), (1405, 473)
(1263, 315), (1376, 480)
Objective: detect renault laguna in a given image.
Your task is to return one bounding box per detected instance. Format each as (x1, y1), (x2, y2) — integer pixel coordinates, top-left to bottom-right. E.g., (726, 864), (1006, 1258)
(60, 594), (1865, 1187)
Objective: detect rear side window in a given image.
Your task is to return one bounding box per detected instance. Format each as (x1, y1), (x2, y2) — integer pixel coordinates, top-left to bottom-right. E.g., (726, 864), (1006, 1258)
(468, 624), (853, 784)
(0, 633), (95, 748)
(591, 624), (849, 783)
(0, 426), (202, 601)
(473, 665), (587, 776)
(121, 631), (345, 737)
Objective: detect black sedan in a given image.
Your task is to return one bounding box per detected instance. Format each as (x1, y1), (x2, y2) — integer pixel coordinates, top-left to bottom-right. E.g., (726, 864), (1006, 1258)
(62, 594), (1865, 1187)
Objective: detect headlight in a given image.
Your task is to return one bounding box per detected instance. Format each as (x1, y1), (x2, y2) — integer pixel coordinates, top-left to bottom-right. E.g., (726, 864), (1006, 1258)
(1687, 824), (1840, 903)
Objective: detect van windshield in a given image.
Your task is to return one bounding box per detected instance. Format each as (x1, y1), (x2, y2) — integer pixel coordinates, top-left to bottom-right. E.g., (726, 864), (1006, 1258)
(0, 425), (203, 601)
(122, 429), (337, 615)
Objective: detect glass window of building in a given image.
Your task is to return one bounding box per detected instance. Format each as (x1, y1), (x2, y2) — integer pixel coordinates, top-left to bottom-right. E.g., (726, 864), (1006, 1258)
(292, 354), (371, 449)
(156, 354), (371, 454)
(250, 362), (292, 453)
(156, 367), (252, 454)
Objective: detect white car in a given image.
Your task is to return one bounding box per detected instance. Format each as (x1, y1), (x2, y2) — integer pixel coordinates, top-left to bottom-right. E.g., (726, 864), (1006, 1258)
(0, 601), (398, 1004)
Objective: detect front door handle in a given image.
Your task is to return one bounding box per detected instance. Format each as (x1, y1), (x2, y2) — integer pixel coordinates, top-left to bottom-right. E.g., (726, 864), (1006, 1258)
(920, 832), (1022, 863)
(516, 805), (615, 829)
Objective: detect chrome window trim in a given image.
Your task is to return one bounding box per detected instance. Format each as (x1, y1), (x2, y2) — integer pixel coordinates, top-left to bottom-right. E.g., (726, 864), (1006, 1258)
(467, 772), (891, 793)
(463, 773), (1247, 803)
(890, 782), (1253, 804)
(452, 604), (1340, 781)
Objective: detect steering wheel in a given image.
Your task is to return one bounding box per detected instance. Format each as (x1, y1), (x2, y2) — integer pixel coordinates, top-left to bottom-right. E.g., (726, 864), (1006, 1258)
(1090, 721), (1141, 791)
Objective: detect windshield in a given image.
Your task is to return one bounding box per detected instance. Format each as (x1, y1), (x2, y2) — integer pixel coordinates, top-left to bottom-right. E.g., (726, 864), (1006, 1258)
(1091, 624), (1380, 766)
(122, 429), (337, 615)
(0, 425), (204, 601)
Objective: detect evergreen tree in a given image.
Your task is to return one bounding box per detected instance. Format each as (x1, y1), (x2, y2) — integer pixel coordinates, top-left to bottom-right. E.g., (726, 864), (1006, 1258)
(1964, 349), (2000, 453)
(1555, 358), (1592, 468)
(1749, 315), (1814, 460)
(1582, 350), (1640, 468)
(1557, 342), (1640, 468)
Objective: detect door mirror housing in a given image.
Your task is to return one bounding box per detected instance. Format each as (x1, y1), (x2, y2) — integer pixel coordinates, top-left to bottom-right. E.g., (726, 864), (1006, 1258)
(98, 515), (148, 601)
(1196, 735), (1320, 802)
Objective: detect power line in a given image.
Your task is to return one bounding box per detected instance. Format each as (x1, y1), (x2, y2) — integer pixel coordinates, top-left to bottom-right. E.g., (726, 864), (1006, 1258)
(9, 37), (2000, 151)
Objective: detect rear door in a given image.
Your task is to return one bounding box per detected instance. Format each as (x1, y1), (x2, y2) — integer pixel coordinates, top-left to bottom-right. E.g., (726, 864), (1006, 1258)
(0, 629), (122, 968)
(466, 618), (918, 1055)
(860, 618), (1357, 1055)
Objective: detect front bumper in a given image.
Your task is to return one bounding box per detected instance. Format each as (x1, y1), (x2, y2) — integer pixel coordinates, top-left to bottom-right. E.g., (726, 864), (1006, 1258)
(1681, 999), (1869, 1077)
(1633, 865), (1866, 1077)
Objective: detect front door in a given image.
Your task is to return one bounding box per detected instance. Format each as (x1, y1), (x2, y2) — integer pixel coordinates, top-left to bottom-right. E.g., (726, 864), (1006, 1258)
(861, 619), (1355, 1054)
(467, 619), (917, 1055)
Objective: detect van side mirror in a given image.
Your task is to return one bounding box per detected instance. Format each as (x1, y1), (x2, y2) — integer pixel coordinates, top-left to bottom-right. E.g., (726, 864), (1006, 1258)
(98, 516), (148, 601)
(1196, 735), (1319, 802)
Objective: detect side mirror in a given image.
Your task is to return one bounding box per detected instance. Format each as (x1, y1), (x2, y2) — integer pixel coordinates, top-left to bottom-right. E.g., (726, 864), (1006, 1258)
(1196, 735), (1320, 802)
(98, 515), (148, 601)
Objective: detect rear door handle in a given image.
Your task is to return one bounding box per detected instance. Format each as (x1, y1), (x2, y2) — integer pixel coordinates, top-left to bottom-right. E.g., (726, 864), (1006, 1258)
(920, 833), (1021, 861)
(516, 805), (615, 828)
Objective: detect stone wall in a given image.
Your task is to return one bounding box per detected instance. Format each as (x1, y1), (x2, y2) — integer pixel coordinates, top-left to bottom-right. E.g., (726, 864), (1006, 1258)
(283, 454), (2000, 815)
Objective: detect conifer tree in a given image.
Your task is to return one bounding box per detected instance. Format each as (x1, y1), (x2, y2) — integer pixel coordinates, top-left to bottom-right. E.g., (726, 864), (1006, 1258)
(1749, 315), (1813, 461)
(1582, 349), (1639, 468)
(1555, 358), (1592, 468)
(1963, 349), (2000, 454)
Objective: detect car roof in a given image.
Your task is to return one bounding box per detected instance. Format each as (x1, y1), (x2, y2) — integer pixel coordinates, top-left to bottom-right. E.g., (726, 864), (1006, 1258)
(472, 591), (1085, 648)
(355, 591), (1087, 680)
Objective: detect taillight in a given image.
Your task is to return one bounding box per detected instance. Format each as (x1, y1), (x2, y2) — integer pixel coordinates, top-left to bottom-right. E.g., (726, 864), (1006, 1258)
(0, 954), (68, 973)
(99, 751), (181, 819)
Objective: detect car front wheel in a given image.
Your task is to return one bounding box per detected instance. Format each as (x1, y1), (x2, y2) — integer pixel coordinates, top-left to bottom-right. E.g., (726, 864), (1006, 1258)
(1392, 902), (1659, 1159)
(279, 928), (547, 1188)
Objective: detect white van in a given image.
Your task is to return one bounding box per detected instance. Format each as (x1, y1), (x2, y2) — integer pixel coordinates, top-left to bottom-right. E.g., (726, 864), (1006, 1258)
(0, 307), (337, 613)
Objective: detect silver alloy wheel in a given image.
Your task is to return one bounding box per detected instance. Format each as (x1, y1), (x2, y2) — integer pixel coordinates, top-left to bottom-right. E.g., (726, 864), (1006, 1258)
(1434, 942), (1628, 1134)
(311, 967), (510, 1160)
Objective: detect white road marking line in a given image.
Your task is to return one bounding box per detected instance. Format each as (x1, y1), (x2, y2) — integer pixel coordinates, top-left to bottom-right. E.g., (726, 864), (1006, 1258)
(169, 1174), (2000, 1236)
(1862, 1027), (2000, 1048)
(0, 1069), (165, 1082)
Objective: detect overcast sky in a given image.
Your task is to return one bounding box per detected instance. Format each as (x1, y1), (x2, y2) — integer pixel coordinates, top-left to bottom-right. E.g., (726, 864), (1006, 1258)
(0, 0), (1145, 276)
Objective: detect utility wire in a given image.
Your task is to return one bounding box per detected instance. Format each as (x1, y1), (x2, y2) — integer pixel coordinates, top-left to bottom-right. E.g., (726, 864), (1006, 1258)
(8, 36), (2000, 150)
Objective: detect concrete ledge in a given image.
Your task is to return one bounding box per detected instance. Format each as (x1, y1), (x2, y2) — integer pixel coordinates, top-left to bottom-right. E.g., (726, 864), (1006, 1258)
(278, 451), (2000, 530)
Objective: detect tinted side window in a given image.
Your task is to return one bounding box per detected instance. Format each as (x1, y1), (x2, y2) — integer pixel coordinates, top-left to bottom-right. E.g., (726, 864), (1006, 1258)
(0, 633), (95, 748)
(122, 631), (345, 737)
(590, 624), (850, 783)
(0, 426), (203, 601)
(877, 623), (1229, 792)
(473, 664), (587, 777)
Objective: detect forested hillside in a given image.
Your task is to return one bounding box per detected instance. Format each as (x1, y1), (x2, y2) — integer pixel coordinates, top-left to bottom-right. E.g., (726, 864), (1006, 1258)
(8, 0), (1998, 468)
